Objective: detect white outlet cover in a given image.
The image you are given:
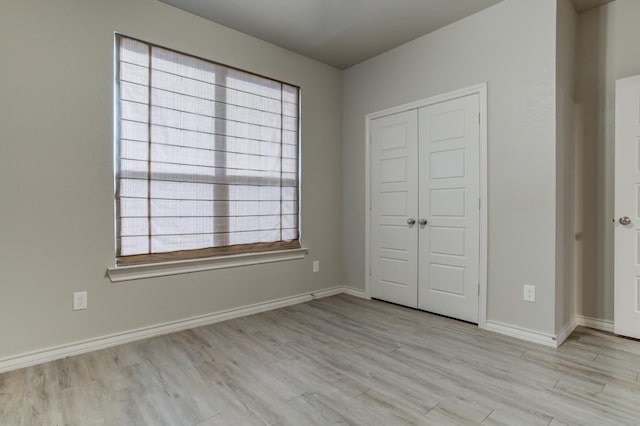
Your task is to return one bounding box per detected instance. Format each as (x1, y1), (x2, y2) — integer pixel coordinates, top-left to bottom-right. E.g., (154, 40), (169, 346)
(73, 291), (87, 310)
(523, 285), (535, 303)
(313, 261), (320, 273)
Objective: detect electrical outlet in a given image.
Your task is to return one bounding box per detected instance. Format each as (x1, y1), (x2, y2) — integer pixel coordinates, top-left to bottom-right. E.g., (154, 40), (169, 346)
(313, 260), (320, 273)
(523, 285), (536, 303)
(73, 291), (87, 311)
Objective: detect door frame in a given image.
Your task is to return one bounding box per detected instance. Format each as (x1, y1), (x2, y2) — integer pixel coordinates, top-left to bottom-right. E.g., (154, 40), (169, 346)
(364, 83), (488, 327)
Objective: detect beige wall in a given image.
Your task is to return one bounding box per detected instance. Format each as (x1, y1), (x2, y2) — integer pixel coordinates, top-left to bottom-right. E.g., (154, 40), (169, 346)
(576, 0), (640, 321)
(0, 0), (343, 360)
(342, 0), (559, 334)
(555, 0), (578, 333)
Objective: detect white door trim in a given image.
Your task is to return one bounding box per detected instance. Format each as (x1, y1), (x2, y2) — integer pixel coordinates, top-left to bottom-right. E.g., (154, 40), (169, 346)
(365, 83), (488, 327)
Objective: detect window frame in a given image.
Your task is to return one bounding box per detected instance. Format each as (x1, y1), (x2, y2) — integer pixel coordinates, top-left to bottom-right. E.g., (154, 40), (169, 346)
(109, 34), (306, 280)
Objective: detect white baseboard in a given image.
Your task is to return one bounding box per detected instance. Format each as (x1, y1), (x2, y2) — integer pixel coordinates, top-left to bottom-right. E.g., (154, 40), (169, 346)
(0, 285), (350, 374)
(343, 286), (370, 299)
(482, 320), (558, 347)
(555, 319), (578, 346)
(483, 318), (578, 348)
(311, 286), (345, 299)
(576, 315), (614, 333)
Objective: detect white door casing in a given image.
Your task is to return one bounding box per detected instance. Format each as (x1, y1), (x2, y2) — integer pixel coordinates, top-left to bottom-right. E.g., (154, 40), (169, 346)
(370, 110), (419, 308)
(614, 75), (640, 339)
(418, 94), (480, 323)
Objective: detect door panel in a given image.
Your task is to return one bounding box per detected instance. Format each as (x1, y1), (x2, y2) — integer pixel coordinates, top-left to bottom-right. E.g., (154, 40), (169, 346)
(418, 95), (480, 323)
(370, 110), (419, 308)
(615, 75), (640, 339)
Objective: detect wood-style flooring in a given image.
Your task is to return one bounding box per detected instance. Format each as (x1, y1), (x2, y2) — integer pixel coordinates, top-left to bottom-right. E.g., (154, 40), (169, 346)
(1, 294), (640, 425)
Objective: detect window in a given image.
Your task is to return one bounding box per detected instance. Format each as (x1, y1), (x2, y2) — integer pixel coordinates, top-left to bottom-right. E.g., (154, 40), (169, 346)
(115, 35), (300, 266)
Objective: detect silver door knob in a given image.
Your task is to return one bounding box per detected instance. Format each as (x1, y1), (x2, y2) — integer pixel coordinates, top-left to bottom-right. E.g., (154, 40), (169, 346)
(419, 218), (428, 226)
(619, 216), (632, 226)
(407, 218), (416, 226)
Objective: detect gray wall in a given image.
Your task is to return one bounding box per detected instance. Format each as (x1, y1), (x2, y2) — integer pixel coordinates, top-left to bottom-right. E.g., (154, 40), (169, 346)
(555, 0), (577, 333)
(0, 0), (343, 360)
(575, 0), (640, 321)
(342, 0), (559, 334)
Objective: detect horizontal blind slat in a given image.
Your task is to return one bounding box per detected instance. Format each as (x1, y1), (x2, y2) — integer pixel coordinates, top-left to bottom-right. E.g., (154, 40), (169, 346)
(121, 139), (297, 160)
(120, 156), (296, 173)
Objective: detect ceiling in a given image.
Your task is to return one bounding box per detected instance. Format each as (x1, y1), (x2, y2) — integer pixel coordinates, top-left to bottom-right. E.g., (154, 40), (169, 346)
(159, 0), (502, 69)
(159, 0), (618, 69)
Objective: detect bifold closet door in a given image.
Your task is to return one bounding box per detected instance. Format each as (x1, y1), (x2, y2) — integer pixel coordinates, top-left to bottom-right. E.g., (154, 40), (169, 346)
(418, 94), (480, 323)
(370, 110), (419, 308)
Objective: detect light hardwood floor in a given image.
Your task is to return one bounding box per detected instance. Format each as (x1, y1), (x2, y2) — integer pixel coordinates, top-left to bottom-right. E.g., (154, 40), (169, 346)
(2, 294), (640, 425)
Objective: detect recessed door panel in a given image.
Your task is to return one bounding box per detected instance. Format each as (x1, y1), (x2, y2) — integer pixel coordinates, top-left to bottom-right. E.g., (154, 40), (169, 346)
(430, 109), (465, 142)
(430, 188), (466, 217)
(380, 225), (408, 252)
(380, 158), (408, 183)
(430, 227), (465, 257)
(379, 124), (408, 150)
(430, 264), (465, 296)
(430, 149), (465, 179)
(379, 258), (412, 286)
(379, 192), (407, 216)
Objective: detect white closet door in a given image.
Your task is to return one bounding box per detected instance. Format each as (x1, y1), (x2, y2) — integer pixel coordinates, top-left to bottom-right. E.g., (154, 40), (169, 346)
(418, 94), (480, 323)
(370, 110), (419, 308)
(614, 75), (640, 339)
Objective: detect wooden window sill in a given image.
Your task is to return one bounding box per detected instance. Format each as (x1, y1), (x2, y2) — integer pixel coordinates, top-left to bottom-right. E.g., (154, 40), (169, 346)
(106, 248), (309, 282)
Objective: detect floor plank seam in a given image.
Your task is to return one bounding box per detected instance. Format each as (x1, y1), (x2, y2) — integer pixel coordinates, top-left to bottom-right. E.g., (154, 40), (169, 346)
(480, 408), (495, 423)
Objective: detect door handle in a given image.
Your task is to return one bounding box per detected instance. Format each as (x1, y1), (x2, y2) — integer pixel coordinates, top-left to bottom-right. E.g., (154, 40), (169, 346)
(407, 218), (416, 226)
(419, 218), (428, 226)
(619, 216), (632, 226)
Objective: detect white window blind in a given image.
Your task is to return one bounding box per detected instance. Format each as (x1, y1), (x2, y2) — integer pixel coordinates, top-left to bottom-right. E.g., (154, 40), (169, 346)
(115, 35), (300, 265)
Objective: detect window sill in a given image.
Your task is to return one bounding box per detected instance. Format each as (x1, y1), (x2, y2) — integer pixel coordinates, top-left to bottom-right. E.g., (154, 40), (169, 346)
(106, 248), (309, 283)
